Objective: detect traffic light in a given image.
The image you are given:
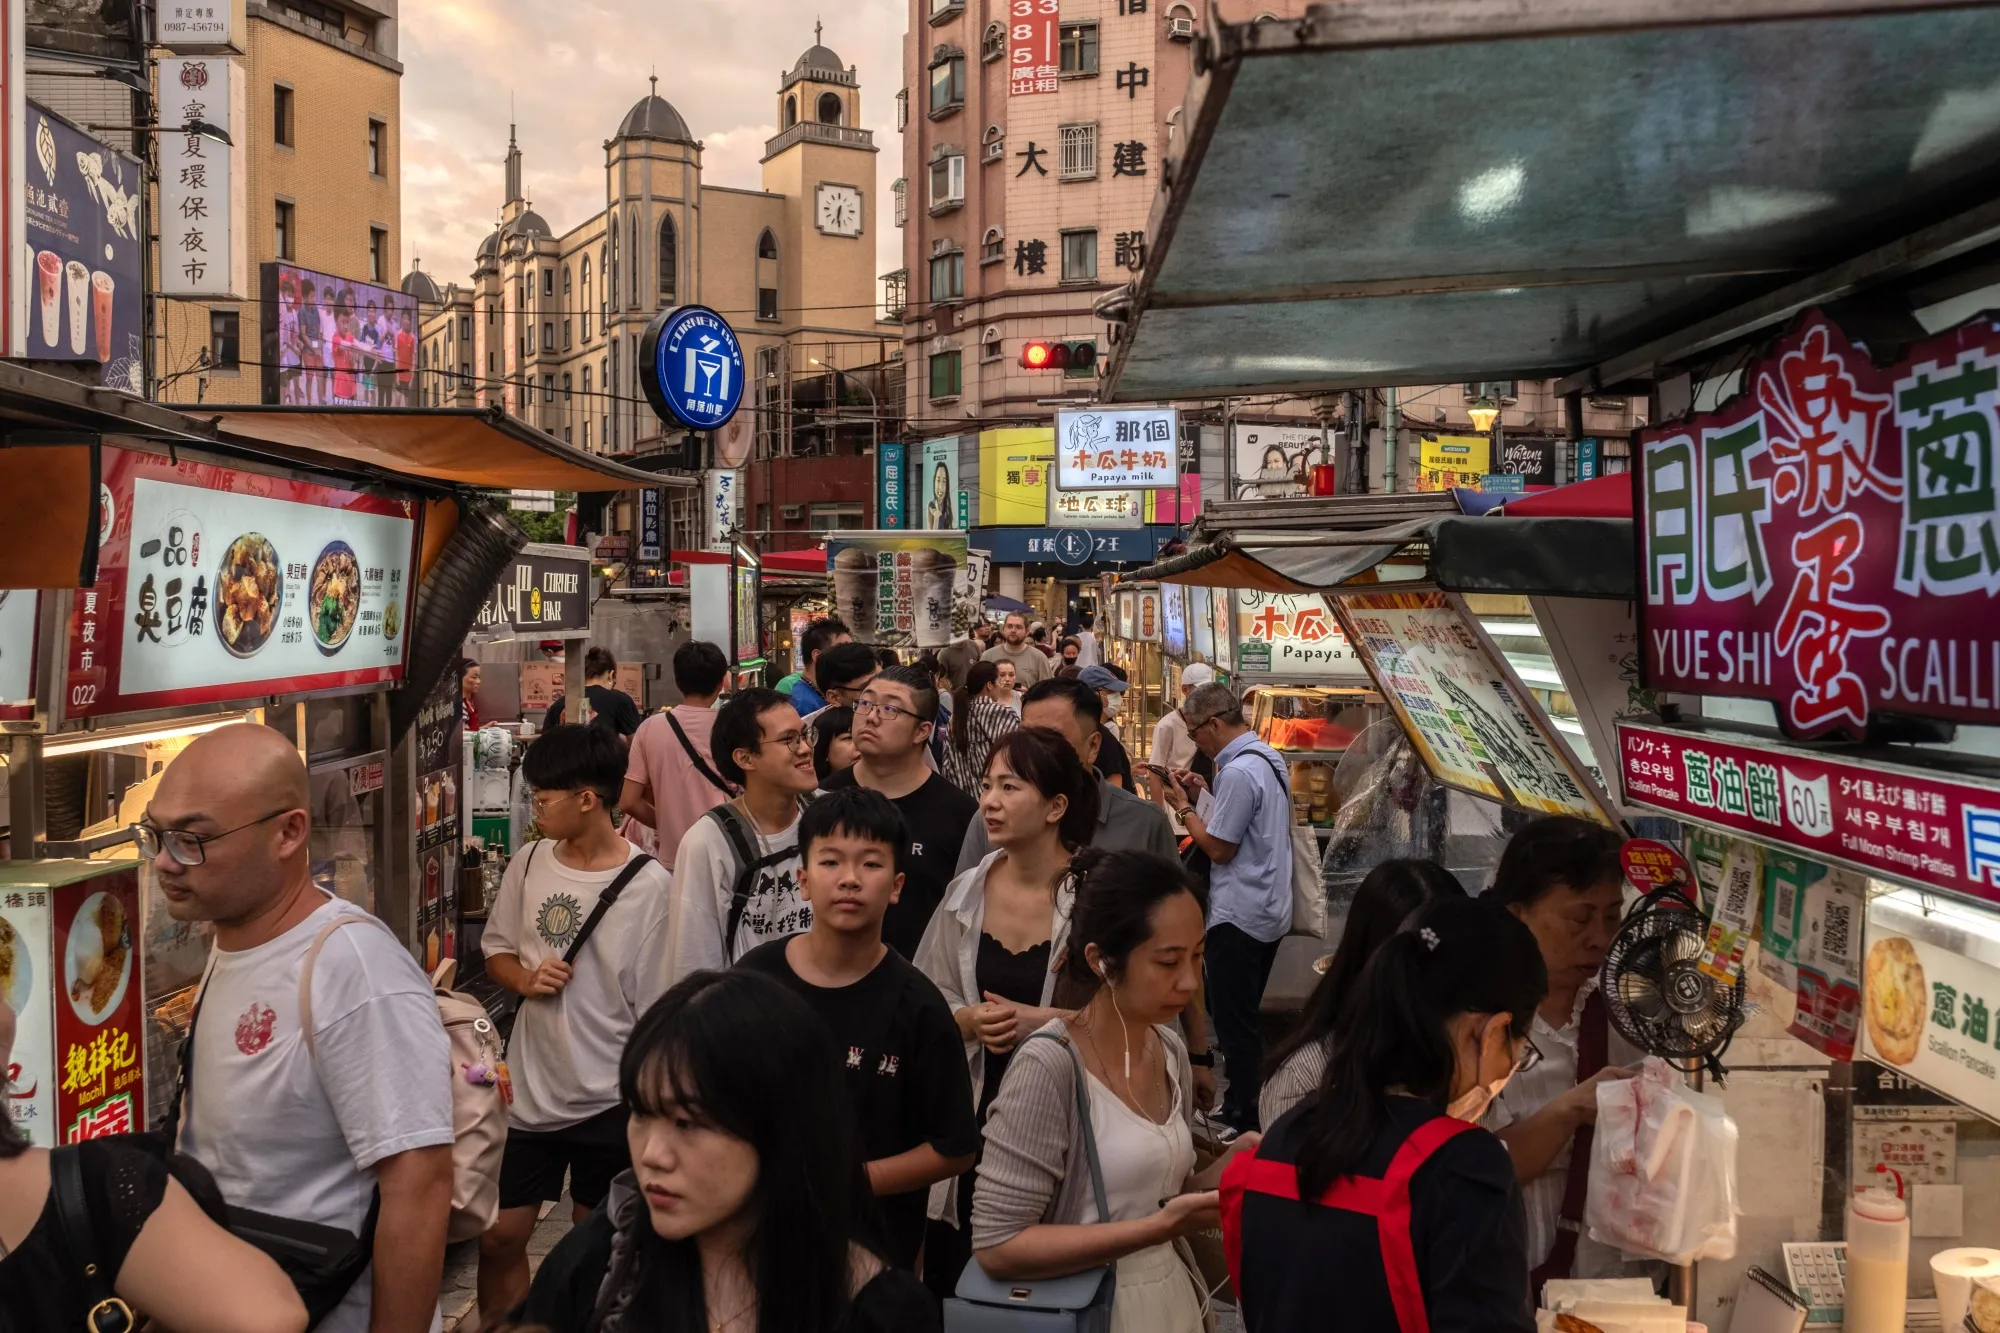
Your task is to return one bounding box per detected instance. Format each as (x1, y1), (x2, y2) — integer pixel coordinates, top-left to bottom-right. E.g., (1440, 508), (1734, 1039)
(1018, 339), (1098, 373)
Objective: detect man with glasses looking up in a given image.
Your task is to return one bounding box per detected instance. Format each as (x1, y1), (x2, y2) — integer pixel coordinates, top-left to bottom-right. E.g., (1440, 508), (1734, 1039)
(668, 687), (822, 979)
(139, 724), (454, 1333)
(820, 665), (978, 959)
(1150, 680), (1295, 1139)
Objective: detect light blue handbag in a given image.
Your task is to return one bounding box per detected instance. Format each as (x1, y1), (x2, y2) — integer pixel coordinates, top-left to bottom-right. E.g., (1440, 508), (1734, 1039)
(944, 1032), (1116, 1333)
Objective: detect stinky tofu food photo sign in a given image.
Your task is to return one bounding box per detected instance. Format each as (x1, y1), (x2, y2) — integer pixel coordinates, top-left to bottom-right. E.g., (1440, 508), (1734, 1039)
(640, 305), (745, 432)
(1637, 308), (2000, 740)
(65, 447), (419, 719)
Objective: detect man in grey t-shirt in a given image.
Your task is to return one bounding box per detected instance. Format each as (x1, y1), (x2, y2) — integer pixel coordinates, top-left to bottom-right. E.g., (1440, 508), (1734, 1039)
(980, 612), (1051, 689)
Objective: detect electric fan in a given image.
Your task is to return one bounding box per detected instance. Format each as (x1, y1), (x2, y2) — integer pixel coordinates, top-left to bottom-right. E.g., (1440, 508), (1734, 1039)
(1599, 886), (1745, 1081)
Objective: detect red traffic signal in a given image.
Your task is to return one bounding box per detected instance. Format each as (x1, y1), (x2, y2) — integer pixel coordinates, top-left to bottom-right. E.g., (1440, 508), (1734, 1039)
(1019, 339), (1097, 371)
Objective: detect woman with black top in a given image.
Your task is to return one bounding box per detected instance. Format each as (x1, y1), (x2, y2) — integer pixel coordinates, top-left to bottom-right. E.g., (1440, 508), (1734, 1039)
(1223, 896), (1547, 1333)
(518, 970), (936, 1333)
(913, 725), (1098, 1298)
(1259, 859), (1466, 1126)
(0, 996), (305, 1333)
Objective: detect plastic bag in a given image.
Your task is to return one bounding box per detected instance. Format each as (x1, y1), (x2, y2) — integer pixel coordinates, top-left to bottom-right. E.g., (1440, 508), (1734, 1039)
(1583, 1057), (1739, 1264)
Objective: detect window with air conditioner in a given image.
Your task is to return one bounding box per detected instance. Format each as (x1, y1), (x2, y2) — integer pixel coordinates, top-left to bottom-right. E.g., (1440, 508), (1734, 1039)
(1166, 5), (1196, 39)
(981, 329), (1002, 362)
(981, 228), (1005, 264)
(982, 22), (1004, 60)
(1059, 124), (1096, 180)
(982, 124), (1005, 164)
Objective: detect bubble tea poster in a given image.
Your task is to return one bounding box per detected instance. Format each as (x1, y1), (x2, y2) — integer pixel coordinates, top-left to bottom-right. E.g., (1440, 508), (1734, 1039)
(24, 105), (144, 393)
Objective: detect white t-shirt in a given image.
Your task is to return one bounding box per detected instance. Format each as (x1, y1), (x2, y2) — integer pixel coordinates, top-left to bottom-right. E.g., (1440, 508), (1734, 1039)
(668, 805), (806, 980)
(180, 895), (454, 1333)
(1075, 629), (1101, 667)
(481, 839), (673, 1131)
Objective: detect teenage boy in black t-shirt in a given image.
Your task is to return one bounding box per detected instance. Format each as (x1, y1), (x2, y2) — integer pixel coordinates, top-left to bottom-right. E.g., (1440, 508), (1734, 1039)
(819, 664), (978, 958)
(736, 786), (978, 1269)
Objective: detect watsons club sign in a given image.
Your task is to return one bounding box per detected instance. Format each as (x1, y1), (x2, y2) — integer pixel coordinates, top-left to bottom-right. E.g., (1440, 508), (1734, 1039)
(1638, 310), (2000, 739)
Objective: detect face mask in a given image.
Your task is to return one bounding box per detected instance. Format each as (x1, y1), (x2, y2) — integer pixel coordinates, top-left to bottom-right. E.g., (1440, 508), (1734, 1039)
(1104, 695), (1122, 718)
(1445, 1024), (1517, 1122)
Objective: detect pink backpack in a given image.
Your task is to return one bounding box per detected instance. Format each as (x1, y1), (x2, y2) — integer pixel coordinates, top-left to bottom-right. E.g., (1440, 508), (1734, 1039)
(302, 915), (507, 1243)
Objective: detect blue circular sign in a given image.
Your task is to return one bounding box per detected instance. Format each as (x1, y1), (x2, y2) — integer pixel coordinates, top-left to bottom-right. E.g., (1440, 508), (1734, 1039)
(1053, 528), (1096, 567)
(639, 305), (746, 431)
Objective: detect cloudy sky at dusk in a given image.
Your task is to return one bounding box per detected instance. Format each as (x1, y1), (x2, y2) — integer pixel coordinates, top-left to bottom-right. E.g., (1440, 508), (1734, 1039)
(400, 0), (906, 287)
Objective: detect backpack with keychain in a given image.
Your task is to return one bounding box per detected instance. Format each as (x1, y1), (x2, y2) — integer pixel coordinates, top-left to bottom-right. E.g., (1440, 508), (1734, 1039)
(703, 799), (812, 960)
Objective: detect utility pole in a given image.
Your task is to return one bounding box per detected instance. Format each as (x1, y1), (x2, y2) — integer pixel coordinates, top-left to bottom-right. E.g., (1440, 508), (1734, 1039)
(1382, 386), (1399, 493)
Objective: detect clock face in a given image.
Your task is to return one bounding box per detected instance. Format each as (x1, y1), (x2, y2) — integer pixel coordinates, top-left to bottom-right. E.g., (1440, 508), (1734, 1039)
(816, 184), (862, 238)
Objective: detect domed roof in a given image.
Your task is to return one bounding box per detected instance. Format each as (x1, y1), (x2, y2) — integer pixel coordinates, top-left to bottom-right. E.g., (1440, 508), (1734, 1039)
(793, 43), (844, 74)
(477, 229), (501, 258)
(617, 93), (693, 144)
(401, 267), (441, 303)
(506, 210), (551, 239)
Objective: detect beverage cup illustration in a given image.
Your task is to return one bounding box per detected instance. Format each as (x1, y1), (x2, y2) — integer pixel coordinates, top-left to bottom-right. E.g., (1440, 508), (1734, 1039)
(66, 261), (90, 356)
(37, 251), (61, 347)
(91, 272), (114, 363)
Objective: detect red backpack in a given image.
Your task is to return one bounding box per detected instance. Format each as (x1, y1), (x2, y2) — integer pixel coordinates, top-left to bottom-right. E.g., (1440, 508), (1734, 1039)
(1220, 1116), (1476, 1333)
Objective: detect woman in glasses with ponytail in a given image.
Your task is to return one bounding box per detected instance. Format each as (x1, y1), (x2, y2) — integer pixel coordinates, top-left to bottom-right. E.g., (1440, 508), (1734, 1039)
(1222, 896), (1548, 1333)
(968, 848), (1258, 1333)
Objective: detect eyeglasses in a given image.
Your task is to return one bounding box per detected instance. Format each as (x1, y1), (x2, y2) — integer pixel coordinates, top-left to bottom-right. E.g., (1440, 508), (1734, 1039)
(530, 791), (584, 814)
(760, 730), (812, 753)
(132, 809), (292, 867)
(854, 698), (917, 722)
(1512, 1038), (1545, 1076)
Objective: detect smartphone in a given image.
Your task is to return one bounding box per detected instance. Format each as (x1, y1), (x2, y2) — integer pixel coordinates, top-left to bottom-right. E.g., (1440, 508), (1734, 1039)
(1141, 763), (1173, 780)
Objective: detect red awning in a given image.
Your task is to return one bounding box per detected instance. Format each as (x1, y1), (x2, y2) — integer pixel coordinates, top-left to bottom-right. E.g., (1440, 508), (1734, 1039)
(1501, 473), (1632, 519)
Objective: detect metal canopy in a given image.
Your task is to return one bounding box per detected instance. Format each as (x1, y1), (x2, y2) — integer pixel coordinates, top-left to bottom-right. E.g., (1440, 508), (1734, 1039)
(1103, 0), (2000, 401)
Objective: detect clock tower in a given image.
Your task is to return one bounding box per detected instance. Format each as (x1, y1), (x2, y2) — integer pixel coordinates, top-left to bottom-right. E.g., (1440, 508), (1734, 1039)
(762, 27), (877, 326)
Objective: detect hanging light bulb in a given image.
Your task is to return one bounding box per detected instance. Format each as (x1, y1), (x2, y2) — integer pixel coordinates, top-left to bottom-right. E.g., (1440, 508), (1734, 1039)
(1467, 396), (1501, 433)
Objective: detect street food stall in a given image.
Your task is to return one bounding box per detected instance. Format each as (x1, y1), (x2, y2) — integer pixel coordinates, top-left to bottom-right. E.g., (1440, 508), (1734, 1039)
(1099, 1), (2000, 1321)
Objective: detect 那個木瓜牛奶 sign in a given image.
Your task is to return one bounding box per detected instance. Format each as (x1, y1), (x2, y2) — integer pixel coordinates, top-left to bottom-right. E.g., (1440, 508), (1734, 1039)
(64, 448), (418, 718)
(1638, 309), (2000, 740)
(1056, 407), (1178, 491)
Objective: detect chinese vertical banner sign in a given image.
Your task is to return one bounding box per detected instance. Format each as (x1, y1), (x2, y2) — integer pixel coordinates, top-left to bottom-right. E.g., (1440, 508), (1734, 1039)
(1010, 0), (1058, 95)
(1637, 310), (2000, 740)
(157, 55), (243, 297)
(52, 869), (145, 1143)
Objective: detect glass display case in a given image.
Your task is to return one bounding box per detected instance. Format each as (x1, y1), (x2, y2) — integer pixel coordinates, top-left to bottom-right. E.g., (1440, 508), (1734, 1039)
(1243, 684), (1388, 827)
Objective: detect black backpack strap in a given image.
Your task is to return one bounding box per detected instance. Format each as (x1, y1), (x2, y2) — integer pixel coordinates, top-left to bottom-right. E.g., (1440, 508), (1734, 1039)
(664, 709), (735, 796)
(52, 1146), (136, 1333)
(562, 853), (659, 966)
(708, 804), (763, 957)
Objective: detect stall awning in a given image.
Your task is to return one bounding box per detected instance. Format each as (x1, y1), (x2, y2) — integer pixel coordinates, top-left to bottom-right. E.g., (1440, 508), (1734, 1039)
(1129, 510), (1635, 599)
(206, 407), (689, 492)
(1103, 0), (2000, 401)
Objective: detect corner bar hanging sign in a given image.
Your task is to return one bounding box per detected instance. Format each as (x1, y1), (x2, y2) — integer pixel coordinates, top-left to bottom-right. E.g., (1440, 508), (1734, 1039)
(1636, 309), (2000, 740)
(639, 305), (745, 432)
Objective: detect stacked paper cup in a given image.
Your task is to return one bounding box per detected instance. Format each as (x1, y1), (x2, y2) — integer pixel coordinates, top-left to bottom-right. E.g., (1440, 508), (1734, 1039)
(1932, 1249), (2000, 1332)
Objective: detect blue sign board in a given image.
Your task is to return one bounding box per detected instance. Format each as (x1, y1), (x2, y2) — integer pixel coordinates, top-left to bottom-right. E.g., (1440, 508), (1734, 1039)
(878, 441), (907, 530)
(1576, 437), (1601, 481)
(639, 304), (745, 430)
(1052, 528), (1095, 566)
(1480, 473), (1526, 494)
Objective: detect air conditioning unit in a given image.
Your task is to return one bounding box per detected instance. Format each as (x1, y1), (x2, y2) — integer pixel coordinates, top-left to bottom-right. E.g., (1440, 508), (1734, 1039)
(983, 139), (1005, 163)
(931, 237), (954, 257)
(781, 504), (804, 520)
(1167, 15), (1195, 39)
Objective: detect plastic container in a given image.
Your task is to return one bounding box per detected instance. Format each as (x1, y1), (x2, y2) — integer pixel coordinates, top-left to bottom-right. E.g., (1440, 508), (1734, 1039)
(1845, 1183), (1910, 1333)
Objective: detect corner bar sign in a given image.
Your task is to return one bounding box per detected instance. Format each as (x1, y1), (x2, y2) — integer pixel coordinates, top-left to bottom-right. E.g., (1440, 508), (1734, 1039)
(639, 305), (745, 432)
(1636, 308), (2000, 740)
(1616, 720), (2000, 911)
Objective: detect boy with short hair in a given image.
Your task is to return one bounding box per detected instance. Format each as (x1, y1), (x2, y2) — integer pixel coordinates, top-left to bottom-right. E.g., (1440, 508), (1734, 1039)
(479, 723), (672, 1318)
(669, 687), (821, 978)
(736, 786), (978, 1269)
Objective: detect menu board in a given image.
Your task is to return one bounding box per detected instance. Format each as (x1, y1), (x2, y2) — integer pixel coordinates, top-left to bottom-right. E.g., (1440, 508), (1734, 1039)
(413, 669), (462, 972)
(0, 890), (55, 1143)
(1332, 590), (1609, 821)
(65, 447), (418, 718)
(1162, 584), (1188, 658)
(52, 870), (145, 1141)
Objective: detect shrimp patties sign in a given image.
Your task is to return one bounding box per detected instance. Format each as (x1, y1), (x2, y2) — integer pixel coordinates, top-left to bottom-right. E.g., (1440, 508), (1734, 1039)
(62, 446), (418, 717)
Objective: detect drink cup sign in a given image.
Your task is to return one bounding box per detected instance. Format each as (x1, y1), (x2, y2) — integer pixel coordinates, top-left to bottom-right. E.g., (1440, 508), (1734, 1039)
(639, 305), (746, 432)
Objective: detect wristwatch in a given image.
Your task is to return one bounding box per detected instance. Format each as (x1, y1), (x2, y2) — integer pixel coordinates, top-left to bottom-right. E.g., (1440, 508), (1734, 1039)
(1188, 1051), (1214, 1068)
(1172, 805), (1193, 820)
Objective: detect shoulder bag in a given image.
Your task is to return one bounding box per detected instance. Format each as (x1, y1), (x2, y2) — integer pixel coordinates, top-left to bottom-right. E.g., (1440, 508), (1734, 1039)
(944, 1030), (1115, 1333)
(50, 1145), (138, 1333)
(664, 709), (736, 797)
(1238, 747), (1327, 940)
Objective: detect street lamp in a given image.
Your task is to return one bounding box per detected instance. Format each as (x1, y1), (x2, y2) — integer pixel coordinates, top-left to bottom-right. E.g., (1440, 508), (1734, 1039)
(809, 357), (879, 455)
(1466, 395), (1501, 434)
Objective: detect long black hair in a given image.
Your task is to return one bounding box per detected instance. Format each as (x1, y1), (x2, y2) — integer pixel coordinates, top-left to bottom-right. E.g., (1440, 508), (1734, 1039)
(1295, 897), (1546, 1201)
(1264, 860), (1465, 1081)
(1057, 848), (1207, 1003)
(613, 970), (871, 1333)
(810, 705), (855, 783)
(987, 726), (1098, 850)
(952, 661), (1002, 749)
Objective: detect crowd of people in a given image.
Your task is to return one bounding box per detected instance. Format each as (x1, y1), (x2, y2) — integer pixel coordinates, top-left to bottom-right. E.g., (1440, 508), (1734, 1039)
(0, 613), (1642, 1333)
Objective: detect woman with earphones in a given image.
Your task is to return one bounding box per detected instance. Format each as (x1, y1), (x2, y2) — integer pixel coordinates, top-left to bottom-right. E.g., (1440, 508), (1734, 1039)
(969, 848), (1256, 1333)
(1221, 896), (1548, 1333)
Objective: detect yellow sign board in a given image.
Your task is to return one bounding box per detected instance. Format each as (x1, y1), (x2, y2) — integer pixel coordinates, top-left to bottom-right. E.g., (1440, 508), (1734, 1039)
(1416, 434), (1490, 491)
(978, 427), (1055, 526)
